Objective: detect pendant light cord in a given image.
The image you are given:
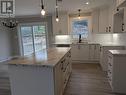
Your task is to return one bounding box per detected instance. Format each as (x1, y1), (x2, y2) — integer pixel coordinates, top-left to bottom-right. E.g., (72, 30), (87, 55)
(56, 0), (58, 18)
(41, 0), (44, 9)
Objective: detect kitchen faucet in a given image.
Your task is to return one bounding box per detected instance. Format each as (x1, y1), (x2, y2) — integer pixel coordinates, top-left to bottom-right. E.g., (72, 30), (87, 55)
(79, 34), (82, 43)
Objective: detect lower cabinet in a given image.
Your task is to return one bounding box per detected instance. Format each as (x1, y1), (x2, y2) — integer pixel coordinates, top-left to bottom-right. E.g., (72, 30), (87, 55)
(107, 50), (126, 94)
(89, 44), (100, 61)
(8, 50), (72, 95)
(71, 44), (89, 61)
(54, 51), (72, 95)
(100, 46), (125, 71)
(71, 44), (100, 63)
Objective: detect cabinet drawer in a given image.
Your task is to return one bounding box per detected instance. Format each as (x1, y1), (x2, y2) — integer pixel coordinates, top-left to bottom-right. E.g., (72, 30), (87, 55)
(108, 77), (112, 88)
(107, 69), (112, 78)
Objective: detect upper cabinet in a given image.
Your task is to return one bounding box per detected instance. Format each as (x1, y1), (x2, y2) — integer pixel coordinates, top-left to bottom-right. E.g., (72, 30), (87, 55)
(52, 12), (69, 35)
(99, 7), (109, 33)
(113, 8), (124, 33)
(92, 7), (113, 33)
(116, 0), (126, 8)
(113, 0), (126, 33)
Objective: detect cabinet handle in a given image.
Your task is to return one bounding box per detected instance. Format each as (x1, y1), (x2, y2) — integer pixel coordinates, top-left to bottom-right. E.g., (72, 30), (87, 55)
(61, 59), (66, 63)
(100, 47), (102, 52)
(106, 27), (108, 32)
(117, 8), (119, 11)
(108, 56), (112, 59)
(108, 70), (111, 74)
(122, 23), (124, 31)
(109, 26), (111, 32)
(61, 66), (64, 70)
(109, 63), (112, 66)
(63, 62), (70, 72)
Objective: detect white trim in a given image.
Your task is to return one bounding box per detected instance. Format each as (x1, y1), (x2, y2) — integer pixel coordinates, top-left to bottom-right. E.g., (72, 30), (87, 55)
(69, 16), (92, 40)
(18, 22), (48, 56)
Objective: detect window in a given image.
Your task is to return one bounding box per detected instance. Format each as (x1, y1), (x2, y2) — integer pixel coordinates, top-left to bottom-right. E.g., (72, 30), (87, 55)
(70, 18), (89, 39)
(20, 23), (47, 56)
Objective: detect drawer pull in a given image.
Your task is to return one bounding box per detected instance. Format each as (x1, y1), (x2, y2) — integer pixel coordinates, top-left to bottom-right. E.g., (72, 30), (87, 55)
(108, 70), (111, 74)
(109, 56), (112, 59)
(109, 63), (112, 66)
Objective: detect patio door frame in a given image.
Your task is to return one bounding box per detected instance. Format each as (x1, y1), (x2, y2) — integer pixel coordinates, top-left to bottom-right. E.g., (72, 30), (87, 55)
(18, 22), (48, 56)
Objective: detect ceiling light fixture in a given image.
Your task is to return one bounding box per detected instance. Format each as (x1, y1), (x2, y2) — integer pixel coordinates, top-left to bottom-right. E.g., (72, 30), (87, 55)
(78, 9), (81, 19)
(41, 0), (46, 16)
(85, 2), (89, 5)
(55, 0), (59, 22)
(2, 14), (18, 28)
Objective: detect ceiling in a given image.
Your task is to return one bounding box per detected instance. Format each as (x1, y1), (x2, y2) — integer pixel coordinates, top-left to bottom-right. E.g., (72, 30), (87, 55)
(15, 0), (114, 17)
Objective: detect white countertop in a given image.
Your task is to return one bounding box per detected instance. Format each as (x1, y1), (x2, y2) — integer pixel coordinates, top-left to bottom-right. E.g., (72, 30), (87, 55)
(7, 47), (71, 67)
(109, 50), (126, 55)
(53, 41), (126, 47)
(100, 43), (125, 47)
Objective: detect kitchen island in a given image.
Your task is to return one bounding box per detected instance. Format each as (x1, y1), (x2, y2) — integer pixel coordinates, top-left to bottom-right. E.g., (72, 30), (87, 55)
(8, 47), (72, 95)
(107, 50), (126, 94)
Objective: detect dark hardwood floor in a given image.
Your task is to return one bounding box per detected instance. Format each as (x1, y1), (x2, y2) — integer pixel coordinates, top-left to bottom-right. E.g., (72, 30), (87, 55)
(0, 63), (124, 95)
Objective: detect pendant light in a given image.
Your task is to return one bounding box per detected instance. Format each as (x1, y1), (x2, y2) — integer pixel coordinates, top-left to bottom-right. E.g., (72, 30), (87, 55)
(78, 9), (81, 19)
(55, 0), (59, 22)
(41, 0), (46, 16)
(2, 11), (18, 28)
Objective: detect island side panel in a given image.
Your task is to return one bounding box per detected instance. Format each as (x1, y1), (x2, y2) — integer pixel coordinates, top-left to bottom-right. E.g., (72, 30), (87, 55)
(8, 65), (54, 95)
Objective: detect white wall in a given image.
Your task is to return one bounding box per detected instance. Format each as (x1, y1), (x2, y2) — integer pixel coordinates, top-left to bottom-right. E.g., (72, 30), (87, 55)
(54, 33), (126, 46)
(89, 33), (126, 45)
(0, 21), (13, 73)
(0, 22), (12, 61)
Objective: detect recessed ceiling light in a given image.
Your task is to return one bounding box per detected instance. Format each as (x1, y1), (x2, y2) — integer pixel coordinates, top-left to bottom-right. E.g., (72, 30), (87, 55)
(85, 2), (89, 5)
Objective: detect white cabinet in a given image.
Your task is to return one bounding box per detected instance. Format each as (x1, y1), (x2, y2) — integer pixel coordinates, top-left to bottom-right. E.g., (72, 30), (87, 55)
(55, 51), (72, 95)
(116, 0), (126, 7)
(99, 7), (109, 33)
(123, 7), (126, 32)
(71, 44), (89, 61)
(100, 46), (125, 71)
(89, 44), (100, 61)
(8, 49), (72, 95)
(71, 44), (100, 63)
(113, 7), (125, 33)
(92, 6), (114, 33)
(107, 50), (126, 94)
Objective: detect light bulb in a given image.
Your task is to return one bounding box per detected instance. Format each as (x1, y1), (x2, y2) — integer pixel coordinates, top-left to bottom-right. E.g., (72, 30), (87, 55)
(86, 2), (89, 5)
(56, 18), (59, 22)
(41, 9), (45, 16)
(78, 16), (81, 19)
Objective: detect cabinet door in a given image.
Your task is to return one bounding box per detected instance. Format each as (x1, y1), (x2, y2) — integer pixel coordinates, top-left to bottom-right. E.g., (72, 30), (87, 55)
(124, 7), (126, 32)
(71, 44), (89, 61)
(89, 45), (95, 60)
(94, 45), (100, 60)
(79, 44), (89, 60)
(54, 62), (63, 95)
(116, 0), (126, 7)
(71, 44), (80, 60)
(99, 7), (109, 33)
(89, 44), (100, 61)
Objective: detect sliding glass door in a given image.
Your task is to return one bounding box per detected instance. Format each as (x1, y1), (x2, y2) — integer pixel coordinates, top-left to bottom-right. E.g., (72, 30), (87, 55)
(20, 23), (47, 56)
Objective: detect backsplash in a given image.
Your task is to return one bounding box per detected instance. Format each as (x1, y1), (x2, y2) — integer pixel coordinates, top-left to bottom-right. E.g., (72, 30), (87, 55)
(54, 33), (126, 45)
